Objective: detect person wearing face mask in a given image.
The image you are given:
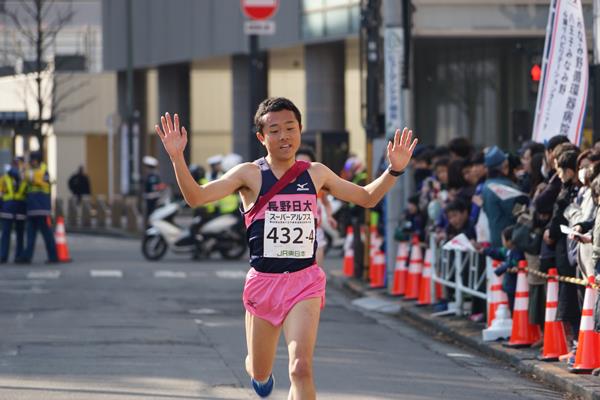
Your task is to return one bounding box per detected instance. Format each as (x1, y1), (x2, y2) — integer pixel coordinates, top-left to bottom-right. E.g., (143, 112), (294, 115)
(547, 149), (582, 366)
(567, 151), (600, 277)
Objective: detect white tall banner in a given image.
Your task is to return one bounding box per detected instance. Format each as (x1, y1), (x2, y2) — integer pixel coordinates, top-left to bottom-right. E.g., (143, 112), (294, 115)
(532, 0), (589, 144)
(384, 28), (404, 138)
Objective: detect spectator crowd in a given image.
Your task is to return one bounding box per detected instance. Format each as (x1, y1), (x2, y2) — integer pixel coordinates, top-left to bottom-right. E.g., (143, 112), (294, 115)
(399, 135), (600, 367)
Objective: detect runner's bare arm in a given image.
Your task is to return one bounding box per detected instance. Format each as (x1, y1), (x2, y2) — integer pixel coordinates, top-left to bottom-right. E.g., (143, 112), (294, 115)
(154, 112), (249, 207)
(317, 128), (417, 208)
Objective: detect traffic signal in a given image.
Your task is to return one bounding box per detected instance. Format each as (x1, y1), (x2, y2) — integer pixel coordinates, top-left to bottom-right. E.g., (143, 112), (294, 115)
(530, 64), (541, 82)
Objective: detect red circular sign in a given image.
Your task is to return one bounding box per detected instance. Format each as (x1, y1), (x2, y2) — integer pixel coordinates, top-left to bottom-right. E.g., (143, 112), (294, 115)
(241, 0), (279, 20)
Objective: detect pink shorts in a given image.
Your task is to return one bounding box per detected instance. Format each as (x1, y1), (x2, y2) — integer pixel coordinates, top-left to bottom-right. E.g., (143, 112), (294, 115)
(243, 264), (326, 327)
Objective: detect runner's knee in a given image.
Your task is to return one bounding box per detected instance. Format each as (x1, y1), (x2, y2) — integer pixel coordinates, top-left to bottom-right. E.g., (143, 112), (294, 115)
(289, 357), (313, 382)
(246, 355), (272, 381)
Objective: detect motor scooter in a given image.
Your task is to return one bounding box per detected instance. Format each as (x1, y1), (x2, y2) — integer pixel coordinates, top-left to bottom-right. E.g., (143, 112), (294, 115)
(142, 200), (246, 261)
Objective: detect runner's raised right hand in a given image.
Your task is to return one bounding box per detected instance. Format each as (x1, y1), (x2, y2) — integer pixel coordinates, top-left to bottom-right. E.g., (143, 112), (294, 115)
(155, 112), (188, 160)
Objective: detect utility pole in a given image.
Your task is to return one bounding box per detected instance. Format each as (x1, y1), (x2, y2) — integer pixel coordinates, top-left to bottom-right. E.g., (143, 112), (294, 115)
(593, 0), (600, 142)
(383, 0), (413, 287)
(360, 0), (382, 280)
(248, 34), (264, 161)
(125, 0), (135, 195)
(35, 0), (43, 152)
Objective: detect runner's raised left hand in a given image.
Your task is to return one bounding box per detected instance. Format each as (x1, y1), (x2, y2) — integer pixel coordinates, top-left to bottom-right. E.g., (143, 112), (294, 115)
(387, 128), (418, 172)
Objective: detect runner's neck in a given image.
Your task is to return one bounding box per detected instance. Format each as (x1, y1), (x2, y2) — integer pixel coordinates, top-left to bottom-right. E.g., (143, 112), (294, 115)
(265, 154), (297, 178)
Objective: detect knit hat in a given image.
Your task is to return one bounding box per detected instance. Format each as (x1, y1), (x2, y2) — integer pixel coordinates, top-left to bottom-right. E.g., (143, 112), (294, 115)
(484, 146), (507, 169)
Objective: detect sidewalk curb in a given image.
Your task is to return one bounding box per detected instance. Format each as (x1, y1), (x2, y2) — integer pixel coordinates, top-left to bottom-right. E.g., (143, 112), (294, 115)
(65, 227), (141, 239)
(328, 270), (600, 400)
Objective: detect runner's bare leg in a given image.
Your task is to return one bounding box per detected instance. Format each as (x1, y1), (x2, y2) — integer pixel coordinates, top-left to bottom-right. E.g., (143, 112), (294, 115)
(245, 311), (282, 381)
(283, 297), (321, 400)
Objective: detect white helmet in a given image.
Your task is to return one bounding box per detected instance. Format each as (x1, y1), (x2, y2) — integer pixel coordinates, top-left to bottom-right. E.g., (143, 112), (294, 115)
(221, 153), (243, 172)
(207, 154), (223, 166)
(143, 156), (158, 167)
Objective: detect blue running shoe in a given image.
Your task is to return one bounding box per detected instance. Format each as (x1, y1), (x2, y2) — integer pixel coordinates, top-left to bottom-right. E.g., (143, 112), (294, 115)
(251, 374), (274, 398)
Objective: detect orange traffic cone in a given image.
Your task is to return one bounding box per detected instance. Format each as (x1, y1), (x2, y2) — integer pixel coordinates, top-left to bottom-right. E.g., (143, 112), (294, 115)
(404, 235), (422, 300)
(54, 216), (72, 262)
(342, 226), (354, 277)
(539, 268), (568, 361)
(370, 250), (385, 288)
(504, 261), (540, 348)
(391, 241), (408, 296)
(417, 248), (433, 305)
(569, 276), (600, 373)
(487, 260), (509, 327)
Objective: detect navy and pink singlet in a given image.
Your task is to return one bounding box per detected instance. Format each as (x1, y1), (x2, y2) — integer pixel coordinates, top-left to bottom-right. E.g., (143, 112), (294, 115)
(243, 158), (318, 274)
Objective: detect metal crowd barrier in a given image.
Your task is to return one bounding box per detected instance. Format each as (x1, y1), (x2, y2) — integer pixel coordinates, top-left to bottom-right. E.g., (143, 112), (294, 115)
(428, 235), (490, 317)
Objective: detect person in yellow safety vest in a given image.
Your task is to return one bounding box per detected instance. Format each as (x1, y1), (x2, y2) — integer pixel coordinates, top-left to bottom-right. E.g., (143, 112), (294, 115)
(0, 159), (27, 263)
(19, 151), (58, 264)
(217, 193), (239, 214)
(190, 164), (217, 220)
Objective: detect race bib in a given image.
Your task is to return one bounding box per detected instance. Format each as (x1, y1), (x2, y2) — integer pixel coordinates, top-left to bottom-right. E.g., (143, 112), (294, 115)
(263, 211), (315, 258)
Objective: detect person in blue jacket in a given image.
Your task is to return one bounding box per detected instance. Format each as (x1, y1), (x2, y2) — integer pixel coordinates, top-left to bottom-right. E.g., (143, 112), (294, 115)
(0, 158), (27, 263)
(20, 151), (57, 264)
(481, 146), (525, 247)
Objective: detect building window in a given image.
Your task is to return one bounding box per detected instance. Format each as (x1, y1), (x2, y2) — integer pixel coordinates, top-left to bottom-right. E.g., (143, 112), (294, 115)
(302, 0), (360, 39)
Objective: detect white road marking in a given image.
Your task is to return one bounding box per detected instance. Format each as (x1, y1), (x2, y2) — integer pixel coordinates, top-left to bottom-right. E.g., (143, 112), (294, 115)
(189, 308), (218, 315)
(154, 270), (187, 278)
(447, 353), (474, 358)
(215, 270), (247, 279)
(188, 271), (209, 278)
(27, 270), (61, 280)
(16, 313), (33, 320)
(90, 270), (123, 278)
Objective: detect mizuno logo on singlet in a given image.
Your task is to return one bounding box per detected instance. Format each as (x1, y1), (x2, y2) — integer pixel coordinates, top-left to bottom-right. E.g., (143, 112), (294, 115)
(296, 183), (309, 191)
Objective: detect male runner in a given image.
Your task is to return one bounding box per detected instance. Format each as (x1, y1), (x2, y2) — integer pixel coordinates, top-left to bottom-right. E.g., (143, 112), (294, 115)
(155, 97), (417, 399)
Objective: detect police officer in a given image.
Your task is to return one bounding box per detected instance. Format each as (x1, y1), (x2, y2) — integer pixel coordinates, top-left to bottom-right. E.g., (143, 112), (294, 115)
(0, 158), (27, 263)
(142, 156), (166, 220)
(21, 151), (57, 263)
(190, 164), (216, 220)
(206, 154), (223, 181)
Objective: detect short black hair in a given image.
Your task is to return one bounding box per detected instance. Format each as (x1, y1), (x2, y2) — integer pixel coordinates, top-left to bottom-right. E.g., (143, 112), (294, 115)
(408, 194), (420, 206)
(526, 142), (546, 157)
(445, 199), (468, 214)
(415, 148), (434, 164)
(433, 157), (450, 170)
(296, 147), (316, 162)
(502, 225), (514, 242)
(254, 97), (302, 134)
(433, 146), (450, 159)
(448, 137), (473, 159)
(547, 135), (570, 152)
(556, 150), (579, 171)
(470, 151), (485, 165)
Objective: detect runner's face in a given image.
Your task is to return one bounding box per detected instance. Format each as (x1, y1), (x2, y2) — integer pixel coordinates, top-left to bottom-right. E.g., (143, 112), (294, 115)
(257, 110), (302, 161)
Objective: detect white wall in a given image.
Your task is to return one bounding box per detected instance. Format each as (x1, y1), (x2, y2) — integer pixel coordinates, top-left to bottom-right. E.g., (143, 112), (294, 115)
(268, 46), (306, 125)
(345, 38), (365, 162)
(190, 57), (233, 167)
(54, 135), (86, 201)
(53, 72), (117, 134)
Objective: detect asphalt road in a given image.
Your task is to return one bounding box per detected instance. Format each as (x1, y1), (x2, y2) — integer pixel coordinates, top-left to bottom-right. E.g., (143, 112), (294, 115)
(0, 234), (574, 399)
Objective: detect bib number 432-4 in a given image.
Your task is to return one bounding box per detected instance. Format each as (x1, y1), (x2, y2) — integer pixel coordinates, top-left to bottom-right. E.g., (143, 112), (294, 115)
(263, 211), (315, 258)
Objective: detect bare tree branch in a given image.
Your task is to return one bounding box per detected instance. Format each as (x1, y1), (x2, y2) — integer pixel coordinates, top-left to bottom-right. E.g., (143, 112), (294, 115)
(53, 96), (95, 119)
(4, 7), (36, 44)
(41, 0), (57, 20)
(52, 78), (90, 111)
(19, 1), (39, 23)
